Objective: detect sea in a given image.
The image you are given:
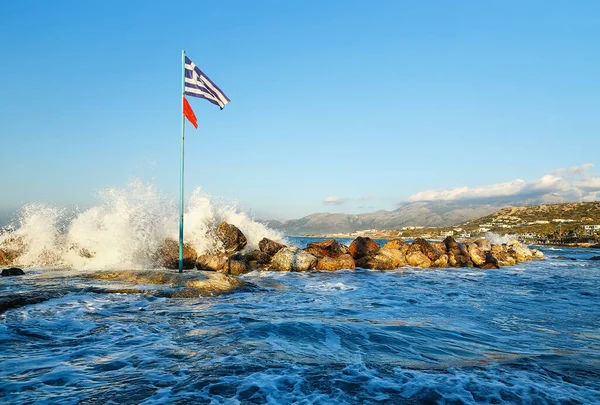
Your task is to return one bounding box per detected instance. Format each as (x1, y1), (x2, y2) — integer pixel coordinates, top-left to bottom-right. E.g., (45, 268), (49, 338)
(1, 182), (599, 404)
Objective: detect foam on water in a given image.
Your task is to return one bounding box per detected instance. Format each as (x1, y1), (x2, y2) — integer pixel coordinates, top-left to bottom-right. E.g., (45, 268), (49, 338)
(0, 179), (284, 270)
(1, 247), (600, 403)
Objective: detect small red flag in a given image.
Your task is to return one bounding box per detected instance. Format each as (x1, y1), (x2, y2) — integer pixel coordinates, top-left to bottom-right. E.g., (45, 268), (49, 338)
(183, 96), (198, 128)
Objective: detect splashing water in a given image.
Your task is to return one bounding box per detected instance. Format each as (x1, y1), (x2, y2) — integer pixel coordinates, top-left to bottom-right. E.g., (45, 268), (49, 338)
(484, 232), (519, 245)
(0, 179), (284, 270)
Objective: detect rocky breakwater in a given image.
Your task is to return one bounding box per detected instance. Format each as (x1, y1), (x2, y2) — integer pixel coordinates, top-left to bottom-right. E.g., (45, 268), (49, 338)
(181, 221), (544, 273)
(0, 220), (545, 274)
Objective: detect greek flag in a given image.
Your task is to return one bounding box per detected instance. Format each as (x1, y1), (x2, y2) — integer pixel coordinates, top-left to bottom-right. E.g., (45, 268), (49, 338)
(184, 56), (230, 109)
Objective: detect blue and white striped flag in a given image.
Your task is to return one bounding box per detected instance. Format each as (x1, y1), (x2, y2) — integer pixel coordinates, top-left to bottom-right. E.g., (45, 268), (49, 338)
(184, 56), (230, 109)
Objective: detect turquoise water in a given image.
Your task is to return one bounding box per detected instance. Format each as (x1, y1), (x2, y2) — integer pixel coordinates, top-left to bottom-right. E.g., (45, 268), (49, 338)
(1, 239), (599, 404)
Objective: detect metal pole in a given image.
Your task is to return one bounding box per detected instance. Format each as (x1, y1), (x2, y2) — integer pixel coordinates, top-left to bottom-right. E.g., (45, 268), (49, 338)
(179, 49), (186, 273)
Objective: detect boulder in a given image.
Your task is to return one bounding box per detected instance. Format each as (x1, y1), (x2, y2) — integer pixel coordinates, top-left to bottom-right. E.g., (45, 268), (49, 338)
(431, 242), (448, 254)
(443, 236), (461, 252)
(196, 254), (227, 271)
(245, 249), (271, 268)
(411, 238), (444, 262)
(1, 267), (25, 277)
(316, 254), (356, 271)
(482, 252), (499, 269)
(259, 238), (286, 256)
(222, 254), (251, 276)
(491, 247), (517, 267)
(444, 236), (473, 267)
(433, 254), (449, 267)
(216, 222), (247, 253)
(406, 251), (432, 268)
(349, 237), (381, 259)
(508, 245), (533, 262)
(270, 247), (317, 272)
(355, 254), (395, 270)
(304, 239), (349, 258)
(475, 239), (492, 252)
(507, 240), (523, 248)
(467, 243), (487, 266)
(383, 239), (407, 250)
(531, 249), (545, 260)
(158, 239), (197, 269)
(377, 247), (407, 268)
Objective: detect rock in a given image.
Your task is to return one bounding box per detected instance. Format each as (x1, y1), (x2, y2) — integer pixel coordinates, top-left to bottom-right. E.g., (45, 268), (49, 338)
(216, 222), (247, 253)
(0, 250), (8, 266)
(467, 243), (487, 266)
(349, 237), (381, 259)
(158, 239), (197, 269)
(509, 245), (533, 262)
(443, 236), (461, 252)
(431, 242), (447, 254)
(406, 251), (432, 268)
(196, 254), (227, 271)
(1, 267), (25, 277)
(531, 249), (545, 260)
(316, 254), (356, 271)
(444, 237), (472, 267)
(492, 248), (517, 267)
(383, 239), (407, 250)
(482, 252), (499, 269)
(589, 256), (600, 261)
(355, 254), (395, 270)
(411, 238), (444, 262)
(0, 248), (21, 267)
(259, 238), (286, 256)
(91, 269), (245, 296)
(475, 239), (492, 252)
(270, 247), (317, 272)
(378, 247), (407, 268)
(433, 254), (449, 267)
(222, 254), (251, 276)
(216, 222), (248, 253)
(304, 239), (349, 258)
(553, 256), (576, 261)
(507, 240), (523, 248)
(245, 249), (271, 268)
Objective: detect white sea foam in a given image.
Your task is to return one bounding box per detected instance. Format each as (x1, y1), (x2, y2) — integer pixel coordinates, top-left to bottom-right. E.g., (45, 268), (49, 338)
(0, 179), (284, 270)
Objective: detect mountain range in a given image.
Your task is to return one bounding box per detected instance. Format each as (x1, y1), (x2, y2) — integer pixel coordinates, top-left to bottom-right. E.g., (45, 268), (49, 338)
(265, 193), (568, 235)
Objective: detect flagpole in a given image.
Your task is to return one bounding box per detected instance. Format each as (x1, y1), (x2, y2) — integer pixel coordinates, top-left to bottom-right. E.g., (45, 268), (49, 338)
(179, 49), (186, 273)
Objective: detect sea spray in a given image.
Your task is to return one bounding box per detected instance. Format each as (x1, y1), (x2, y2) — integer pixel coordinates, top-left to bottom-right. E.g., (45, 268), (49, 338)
(484, 232), (518, 245)
(0, 179), (285, 270)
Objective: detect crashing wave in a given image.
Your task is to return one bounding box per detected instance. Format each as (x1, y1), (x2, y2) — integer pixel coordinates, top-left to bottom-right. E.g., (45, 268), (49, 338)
(0, 179), (284, 270)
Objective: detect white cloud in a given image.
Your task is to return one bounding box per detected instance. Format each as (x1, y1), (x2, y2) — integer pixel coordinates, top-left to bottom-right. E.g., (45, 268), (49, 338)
(407, 163), (600, 202)
(323, 196), (348, 205)
(359, 195), (375, 201)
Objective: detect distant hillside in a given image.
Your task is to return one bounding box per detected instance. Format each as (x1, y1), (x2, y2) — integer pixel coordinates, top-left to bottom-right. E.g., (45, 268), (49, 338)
(460, 202), (600, 237)
(468, 202), (600, 225)
(265, 193), (573, 235)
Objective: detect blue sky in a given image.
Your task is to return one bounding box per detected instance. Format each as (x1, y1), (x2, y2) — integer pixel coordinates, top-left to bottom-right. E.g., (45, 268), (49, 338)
(1, 1), (599, 220)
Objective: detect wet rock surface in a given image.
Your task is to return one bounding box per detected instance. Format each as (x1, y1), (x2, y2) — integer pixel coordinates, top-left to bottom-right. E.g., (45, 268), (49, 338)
(1, 267), (25, 277)
(349, 237), (381, 259)
(216, 222), (248, 253)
